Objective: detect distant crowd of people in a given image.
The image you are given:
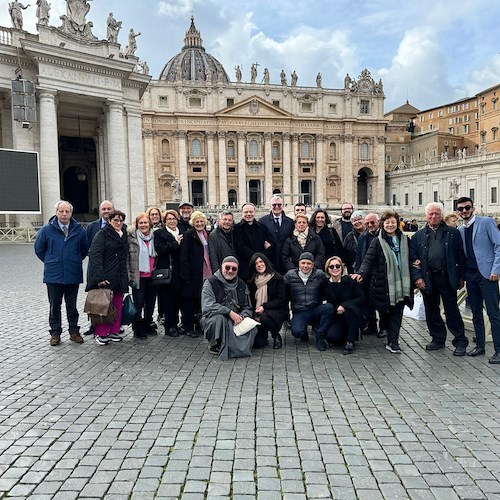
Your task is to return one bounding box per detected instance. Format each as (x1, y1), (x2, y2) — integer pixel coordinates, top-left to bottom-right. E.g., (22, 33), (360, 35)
(34, 195), (500, 364)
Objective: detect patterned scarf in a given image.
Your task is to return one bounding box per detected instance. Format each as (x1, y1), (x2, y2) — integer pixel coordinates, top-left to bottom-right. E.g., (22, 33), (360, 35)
(197, 230), (212, 280)
(136, 230), (157, 273)
(293, 227), (309, 249)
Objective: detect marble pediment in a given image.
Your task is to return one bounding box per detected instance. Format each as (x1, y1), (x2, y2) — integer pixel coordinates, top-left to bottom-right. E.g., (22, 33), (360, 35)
(216, 96), (292, 118)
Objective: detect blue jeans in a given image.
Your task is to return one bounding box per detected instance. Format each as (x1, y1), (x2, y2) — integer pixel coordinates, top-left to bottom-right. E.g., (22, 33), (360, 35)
(465, 270), (500, 352)
(290, 303), (334, 338)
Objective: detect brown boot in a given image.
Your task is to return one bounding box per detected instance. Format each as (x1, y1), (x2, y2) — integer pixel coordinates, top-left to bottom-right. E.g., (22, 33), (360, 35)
(69, 327), (84, 344)
(50, 335), (61, 346)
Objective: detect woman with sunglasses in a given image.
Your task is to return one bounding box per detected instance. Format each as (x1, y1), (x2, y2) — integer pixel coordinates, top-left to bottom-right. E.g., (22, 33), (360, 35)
(86, 210), (129, 346)
(247, 252), (287, 349)
(324, 256), (365, 354)
(351, 210), (413, 354)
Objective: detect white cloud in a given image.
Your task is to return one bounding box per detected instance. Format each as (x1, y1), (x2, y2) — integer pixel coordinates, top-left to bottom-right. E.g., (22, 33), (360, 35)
(156, 0), (198, 18)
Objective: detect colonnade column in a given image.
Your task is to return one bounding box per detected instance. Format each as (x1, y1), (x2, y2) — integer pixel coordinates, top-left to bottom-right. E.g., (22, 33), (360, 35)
(206, 131), (216, 206)
(177, 130), (188, 201)
(127, 106), (145, 215)
(106, 100), (129, 216)
(342, 134), (354, 203)
(0, 96), (13, 149)
(376, 136), (386, 204)
(282, 133), (291, 205)
(264, 132), (273, 204)
(142, 129), (156, 207)
(217, 131), (228, 206)
(316, 134), (325, 205)
(291, 133), (299, 204)
(237, 132), (247, 204)
(39, 89), (60, 220)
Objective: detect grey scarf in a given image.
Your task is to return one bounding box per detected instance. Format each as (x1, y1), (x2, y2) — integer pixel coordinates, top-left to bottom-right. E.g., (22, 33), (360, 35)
(378, 231), (411, 306)
(136, 230), (157, 273)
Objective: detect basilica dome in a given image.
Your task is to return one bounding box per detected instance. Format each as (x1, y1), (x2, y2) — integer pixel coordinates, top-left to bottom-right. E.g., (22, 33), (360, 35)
(159, 17), (230, 83)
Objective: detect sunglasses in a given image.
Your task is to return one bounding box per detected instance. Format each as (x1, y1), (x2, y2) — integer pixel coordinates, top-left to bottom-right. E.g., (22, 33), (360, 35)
(272, 203), (282, 207)
(457, 205), (472, 212)
(224, 265), (238, 272)
(328, 264), (342, 269)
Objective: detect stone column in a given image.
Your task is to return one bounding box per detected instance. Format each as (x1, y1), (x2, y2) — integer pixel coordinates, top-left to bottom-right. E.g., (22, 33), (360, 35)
(291, 133), (299, 204)
(39, 89), (60, 221)
(237, 132), (247, 203)
(126, 105), (145, 215)
(315, 134), (325, 205)
(0, 95), (13, 149)
(264, 132), (273, 204)
(342, 134), (355, 203)
(206, 131), (216, 207)
(95, 116), (106, 202)
(218, 131), (228, 206)
(376, 136), (386, 204)
(106, 100), (130, 216)
(177, 131), (188, 201)
(142, 129), (156, 207)
(282, 133), (291, 205)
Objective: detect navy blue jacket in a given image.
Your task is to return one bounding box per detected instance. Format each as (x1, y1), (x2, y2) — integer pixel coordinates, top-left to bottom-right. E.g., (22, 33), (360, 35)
(259, 212), (294, 273)
(85, 218), (105, 245)
(409, 222), (465, 293)
(35, 216), (89, 285)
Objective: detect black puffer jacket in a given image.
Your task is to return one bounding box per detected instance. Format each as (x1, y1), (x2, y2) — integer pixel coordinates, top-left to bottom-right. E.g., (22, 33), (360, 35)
(86, 224), (129, 293)
(358, 231), (412, 313)
(154, 227), (182, 290)
(282, 232), (325, 272)
(283, 268), (328, 313)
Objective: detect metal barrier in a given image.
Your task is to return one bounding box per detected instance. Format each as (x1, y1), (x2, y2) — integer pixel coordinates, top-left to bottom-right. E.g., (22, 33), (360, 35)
(0, 226), (39, 243)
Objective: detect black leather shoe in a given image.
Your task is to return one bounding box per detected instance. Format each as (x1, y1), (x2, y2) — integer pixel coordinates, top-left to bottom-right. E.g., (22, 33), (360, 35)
(316, 336), (327, 351)
(166, 327), (179, 337)
(343, 342), (354, 355)
(426, 341), (445, 351)
(453, 346), (467, 356)
(377, 329), (387, 338)
(467, 346), (485, 357)
(273, 334), (282, 350)
(489, 352), (500, 364)
(300, 333), (309, 343)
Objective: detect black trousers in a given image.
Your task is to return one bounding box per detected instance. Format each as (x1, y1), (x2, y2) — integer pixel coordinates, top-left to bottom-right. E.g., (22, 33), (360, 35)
(46, 283), (79, 334)
(422, 273), (467, 348)
(132, 277), (157, 323)
(161, 285), (182, 329)
(379, 302), (405, 344)
(326, 309), (360, 345)
(182, 297), (201, 332)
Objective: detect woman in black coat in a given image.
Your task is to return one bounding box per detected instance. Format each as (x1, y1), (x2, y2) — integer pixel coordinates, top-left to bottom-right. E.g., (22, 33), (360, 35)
(86, 210), (129, 345)
(179, 211), (212, 337)
(154, 209), (183, 337)
(324, 256), (365, 355)
(247, 253), (287, 349)
(282, 214), (325, 271)
(352, 210), (413, 354)
(310, 209), (345, 261)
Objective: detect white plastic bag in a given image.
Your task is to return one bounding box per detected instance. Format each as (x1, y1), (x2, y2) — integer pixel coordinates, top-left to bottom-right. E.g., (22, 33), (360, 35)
(403, 291), (426, 321)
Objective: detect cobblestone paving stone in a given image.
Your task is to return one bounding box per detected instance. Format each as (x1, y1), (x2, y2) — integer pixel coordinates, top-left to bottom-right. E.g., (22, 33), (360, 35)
(0, 243), (499, 499)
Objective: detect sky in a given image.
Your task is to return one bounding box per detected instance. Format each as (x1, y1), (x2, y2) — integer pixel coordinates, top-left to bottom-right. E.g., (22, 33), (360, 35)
(2, 0), (500, 112)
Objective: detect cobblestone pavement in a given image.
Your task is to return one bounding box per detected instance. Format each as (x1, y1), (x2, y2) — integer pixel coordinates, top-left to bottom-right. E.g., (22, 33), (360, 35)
(1, 243), (500, 500)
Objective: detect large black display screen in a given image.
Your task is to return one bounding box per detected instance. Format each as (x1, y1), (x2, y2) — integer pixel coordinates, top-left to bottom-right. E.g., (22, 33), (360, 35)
(0, 148), (41, 213)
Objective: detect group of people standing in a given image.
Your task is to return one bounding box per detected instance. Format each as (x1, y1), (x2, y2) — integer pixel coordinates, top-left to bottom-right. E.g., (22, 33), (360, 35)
(35, 195), (500, 364)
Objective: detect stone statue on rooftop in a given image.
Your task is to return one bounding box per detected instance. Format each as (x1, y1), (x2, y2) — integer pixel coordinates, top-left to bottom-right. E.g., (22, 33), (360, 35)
(125, 28), (141, 57)
(280, 69), (287, 86)
(316, 72), (322, 88)
(36, 0), (50, 26)
(344, 73), (352, 89)
(263, 68), (269, 84)
(291, 71), (298, 86)
(235, 65), (242, 83)
(9, 1), (30, 30)
(250, 63), (258, 83)
(106, 12), (121, 43)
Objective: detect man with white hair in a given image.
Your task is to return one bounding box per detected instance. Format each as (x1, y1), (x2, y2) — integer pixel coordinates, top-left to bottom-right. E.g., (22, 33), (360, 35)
(35, 200), (89, 346)
(259, 195), (294, 273)
(409, 202), (468, 355)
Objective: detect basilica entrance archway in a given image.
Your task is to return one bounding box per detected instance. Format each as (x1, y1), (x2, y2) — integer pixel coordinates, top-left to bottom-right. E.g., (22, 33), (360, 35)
(357, 167), (373, 205)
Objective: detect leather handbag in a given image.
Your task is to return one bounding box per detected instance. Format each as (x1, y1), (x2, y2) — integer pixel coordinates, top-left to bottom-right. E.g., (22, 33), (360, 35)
(84, 288), (117, 325)
(121, 294), (138, 325)
(151, 258), (172, 285)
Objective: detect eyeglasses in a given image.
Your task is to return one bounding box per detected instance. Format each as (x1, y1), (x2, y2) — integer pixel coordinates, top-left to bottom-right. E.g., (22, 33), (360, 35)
(272, 203), (282, 207)
(328, 264), (342, 269)
(165, 217), (177, 221)
(457, 205), (472, 212)
(224, 265), (238, 272)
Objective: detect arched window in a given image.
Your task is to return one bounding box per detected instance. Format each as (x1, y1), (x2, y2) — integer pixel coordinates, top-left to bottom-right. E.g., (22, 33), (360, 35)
(329, 142), (336, 160)
(272, 141), (280, 160)
(227, 140), (235, 160)
(360, 142), (369, 160)
(191, 138), (201, 157)
(301, 140), (310, 158)
(249, 139), (258, 158)
(162, 139), (170, 157)
(228, 189), (237, 206)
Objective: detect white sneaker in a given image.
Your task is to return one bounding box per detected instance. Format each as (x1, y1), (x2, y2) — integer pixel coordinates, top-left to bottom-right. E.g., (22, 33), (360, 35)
(95, 336), (109, 346)
(107, 333), (123, 342)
